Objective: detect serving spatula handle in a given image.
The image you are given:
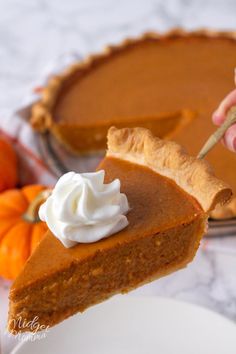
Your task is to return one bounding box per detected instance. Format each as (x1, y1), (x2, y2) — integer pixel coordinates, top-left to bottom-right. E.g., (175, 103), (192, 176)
(198, 107), (236, 159)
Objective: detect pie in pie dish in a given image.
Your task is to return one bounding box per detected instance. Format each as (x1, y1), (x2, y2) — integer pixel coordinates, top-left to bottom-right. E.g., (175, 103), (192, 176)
(31, 30), (236, 219)
(8, 127), (231, 333)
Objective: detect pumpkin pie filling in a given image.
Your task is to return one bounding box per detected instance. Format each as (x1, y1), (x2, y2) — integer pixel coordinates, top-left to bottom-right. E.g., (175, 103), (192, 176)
(31, 31), (236, 219)
(8, 161), (205, 332)
(52, 36), (236, 127)
(8, 127), (231, 333)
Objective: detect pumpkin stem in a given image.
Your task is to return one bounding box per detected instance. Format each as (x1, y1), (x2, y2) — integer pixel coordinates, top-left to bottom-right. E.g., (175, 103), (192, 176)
(23, 189), (52, 223)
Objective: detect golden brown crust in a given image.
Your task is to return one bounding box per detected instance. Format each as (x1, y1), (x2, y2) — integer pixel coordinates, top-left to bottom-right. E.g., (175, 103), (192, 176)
(107, 127), (232, 214)
(30, 28), (236, 133)
(210, 198), (236, 219)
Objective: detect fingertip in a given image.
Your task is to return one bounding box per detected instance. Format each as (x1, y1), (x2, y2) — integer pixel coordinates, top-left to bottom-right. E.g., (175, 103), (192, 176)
(223, 124), (236, 152)
(212, 111), (224, 126)
(213, 89), (236, 126)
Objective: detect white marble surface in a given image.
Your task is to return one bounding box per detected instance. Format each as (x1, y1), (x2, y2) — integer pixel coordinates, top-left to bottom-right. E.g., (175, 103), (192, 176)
(1, 0), (236, 353)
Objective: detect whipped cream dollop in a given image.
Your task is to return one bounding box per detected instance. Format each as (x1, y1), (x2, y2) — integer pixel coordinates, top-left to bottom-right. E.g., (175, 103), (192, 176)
(39, 171), (129, 248)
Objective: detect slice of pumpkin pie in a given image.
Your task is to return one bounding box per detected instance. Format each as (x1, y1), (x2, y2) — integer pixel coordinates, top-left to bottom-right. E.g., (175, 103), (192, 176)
(8, 127), (231, 333)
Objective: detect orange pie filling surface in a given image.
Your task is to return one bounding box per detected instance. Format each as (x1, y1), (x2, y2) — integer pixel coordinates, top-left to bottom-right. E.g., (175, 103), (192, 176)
(8, 157), (206, 333)
(32, 33), (236, 218)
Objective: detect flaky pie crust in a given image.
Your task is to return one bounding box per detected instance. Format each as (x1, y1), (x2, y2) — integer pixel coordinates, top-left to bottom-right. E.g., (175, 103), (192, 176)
(107, 127), (232, 214)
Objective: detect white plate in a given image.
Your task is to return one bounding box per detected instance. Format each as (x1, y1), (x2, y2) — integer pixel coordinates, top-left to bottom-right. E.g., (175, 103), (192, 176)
(11, 296), (236, 354)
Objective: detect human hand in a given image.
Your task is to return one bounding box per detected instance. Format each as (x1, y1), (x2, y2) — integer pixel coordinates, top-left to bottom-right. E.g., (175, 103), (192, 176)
(212, 73), (236, 152)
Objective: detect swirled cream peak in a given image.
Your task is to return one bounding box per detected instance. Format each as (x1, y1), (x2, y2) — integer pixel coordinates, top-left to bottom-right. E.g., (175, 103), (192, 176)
(39, 171), (129, 248)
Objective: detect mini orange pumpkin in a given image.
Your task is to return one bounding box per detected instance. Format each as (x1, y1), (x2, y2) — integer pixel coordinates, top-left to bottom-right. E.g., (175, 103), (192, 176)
(0, 137), (18, 192)
(0, 184), (50, 280)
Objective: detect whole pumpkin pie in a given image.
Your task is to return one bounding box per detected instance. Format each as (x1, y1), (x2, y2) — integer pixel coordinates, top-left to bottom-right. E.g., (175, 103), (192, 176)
(8, 127), (231, 333)
(31, 30), (236, 219)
